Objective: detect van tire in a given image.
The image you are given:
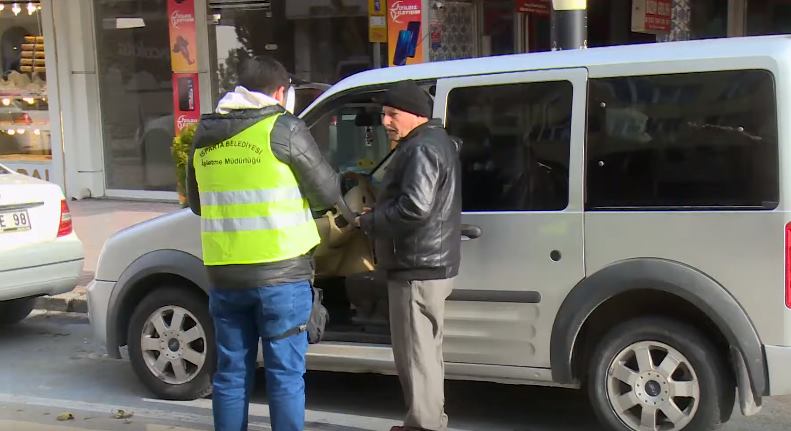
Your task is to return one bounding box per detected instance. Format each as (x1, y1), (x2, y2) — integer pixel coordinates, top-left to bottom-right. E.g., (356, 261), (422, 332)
(128, 287), (214, 400)
(0, 297), (36, 325)
(587, 317), (734, 431)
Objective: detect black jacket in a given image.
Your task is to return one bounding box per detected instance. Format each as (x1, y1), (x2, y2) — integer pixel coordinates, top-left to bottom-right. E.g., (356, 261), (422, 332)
(360, 120), (462, 281)
(187, 105), (341, 289)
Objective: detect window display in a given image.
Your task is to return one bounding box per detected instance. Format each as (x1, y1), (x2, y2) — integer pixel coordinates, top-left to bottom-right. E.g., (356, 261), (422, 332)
(0, 1), (51, 179)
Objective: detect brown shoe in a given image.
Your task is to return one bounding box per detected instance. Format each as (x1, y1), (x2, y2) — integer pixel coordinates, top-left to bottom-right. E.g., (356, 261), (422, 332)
(389, 427), (406, 431)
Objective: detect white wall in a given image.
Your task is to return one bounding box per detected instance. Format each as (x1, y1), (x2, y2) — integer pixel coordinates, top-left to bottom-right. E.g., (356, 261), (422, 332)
(51, 0), (104, 199)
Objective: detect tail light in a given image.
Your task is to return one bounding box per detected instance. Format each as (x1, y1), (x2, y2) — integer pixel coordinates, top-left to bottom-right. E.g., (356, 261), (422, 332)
(58, 199), (72, 237)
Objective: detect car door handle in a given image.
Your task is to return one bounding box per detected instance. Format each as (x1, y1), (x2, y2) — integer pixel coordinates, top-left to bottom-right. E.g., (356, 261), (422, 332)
(461, 224), (482, 241)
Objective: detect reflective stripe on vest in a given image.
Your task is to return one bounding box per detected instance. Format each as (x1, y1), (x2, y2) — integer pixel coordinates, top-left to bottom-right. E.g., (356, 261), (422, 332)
(201, 208), (313, 232)
(193, 113), (320, 266)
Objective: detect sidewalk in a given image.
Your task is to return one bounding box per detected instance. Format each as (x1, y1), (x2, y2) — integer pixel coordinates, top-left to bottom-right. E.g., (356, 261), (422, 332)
(35, 199), (180, 313)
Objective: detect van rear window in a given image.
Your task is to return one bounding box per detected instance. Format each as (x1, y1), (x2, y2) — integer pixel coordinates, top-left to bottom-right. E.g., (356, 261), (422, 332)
(586, 70), (778, 210)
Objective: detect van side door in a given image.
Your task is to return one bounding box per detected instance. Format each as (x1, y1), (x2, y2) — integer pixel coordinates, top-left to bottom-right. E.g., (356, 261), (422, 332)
(434, 68), (587, 369)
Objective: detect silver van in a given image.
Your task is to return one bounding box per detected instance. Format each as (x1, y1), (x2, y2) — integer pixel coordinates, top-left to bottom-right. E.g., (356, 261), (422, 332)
(88, 35), (791, 431)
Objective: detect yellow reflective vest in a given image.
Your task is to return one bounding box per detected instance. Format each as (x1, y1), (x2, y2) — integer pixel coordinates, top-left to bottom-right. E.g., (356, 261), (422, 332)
(193, 113), (320, 266)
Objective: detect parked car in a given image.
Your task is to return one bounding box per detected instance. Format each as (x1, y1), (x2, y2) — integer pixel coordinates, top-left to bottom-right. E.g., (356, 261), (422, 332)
(0, 163), (84, 324)
(88, 36), (791, 431)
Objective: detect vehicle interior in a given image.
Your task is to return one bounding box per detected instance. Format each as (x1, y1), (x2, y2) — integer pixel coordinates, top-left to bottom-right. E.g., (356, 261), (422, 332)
(306, 89), (395, 344)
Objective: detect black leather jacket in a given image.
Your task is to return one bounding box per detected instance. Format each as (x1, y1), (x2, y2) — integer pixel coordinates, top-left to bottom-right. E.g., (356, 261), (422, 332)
(187, 105), (341, 289)
(360, 120), (462, 281)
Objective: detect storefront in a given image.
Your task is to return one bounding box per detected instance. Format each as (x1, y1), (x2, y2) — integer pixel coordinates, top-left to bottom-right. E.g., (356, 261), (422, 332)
(21, 0), (781, 200)
(0, 1), (63, 188)
(428, 0), (727, 60)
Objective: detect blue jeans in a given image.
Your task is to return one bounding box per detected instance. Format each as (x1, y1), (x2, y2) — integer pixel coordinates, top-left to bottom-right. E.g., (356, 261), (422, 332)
(209, 281), (313, 431)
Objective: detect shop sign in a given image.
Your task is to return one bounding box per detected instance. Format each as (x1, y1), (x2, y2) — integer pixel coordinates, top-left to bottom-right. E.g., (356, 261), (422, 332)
(3, 161), (51, 182)
(172, 73), (201, 133)
(515, 0), (550, 15)
(168, 0), (201, 134)
(168, 0), (198, 74)
(387, 0), (423, 66)
(369, 0), (387, 43)
(631, 0), (672, 34)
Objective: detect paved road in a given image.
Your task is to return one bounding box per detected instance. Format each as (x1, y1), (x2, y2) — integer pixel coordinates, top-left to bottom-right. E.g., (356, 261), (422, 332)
(0, 311), (789, 431)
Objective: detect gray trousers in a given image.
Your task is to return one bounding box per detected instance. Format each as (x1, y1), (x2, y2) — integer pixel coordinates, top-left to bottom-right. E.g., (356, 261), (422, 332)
(388, 278), (455, 431)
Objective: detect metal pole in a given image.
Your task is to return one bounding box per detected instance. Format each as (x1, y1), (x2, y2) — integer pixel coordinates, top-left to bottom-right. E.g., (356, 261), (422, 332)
(373, 42), (382, 68)
(551, 0), (587, 50)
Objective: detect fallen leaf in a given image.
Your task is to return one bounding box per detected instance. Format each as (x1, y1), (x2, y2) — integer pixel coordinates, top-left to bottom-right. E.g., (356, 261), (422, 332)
(112, 409), (134, 419)
(57, 412), (75, 421)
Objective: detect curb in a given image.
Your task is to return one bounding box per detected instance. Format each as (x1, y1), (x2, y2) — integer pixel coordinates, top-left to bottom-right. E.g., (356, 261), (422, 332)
(34, 293), (88, 314)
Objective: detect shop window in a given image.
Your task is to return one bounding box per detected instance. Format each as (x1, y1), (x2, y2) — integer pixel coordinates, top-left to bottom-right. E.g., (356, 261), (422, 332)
(747, 0), (791, 36)
(210, 0), (371, 105)
(587, 70), (779, 210)
(691, 0), (728, 39)
(0, 1), (51, 172)
(480, 0), (516, 56)
(445, 81), (572, 212)
(94, 0), (175, 191)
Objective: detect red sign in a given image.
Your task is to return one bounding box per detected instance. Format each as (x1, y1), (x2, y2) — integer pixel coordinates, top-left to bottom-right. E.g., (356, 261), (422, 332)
(645, 0), (672, 32)
(515, 0), (550, 15)
(632, 0), (672, 33)
(172, 73), (201, 134)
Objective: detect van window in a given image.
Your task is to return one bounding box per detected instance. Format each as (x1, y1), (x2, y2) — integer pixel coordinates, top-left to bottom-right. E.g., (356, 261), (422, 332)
(445, 81), (572, 212)
(309, 101), (391, 175)
(587, 70), (779, 210)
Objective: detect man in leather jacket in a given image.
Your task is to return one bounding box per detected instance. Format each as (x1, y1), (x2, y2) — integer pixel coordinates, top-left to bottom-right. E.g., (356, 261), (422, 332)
(187, 56), (340, 431)
(357, 80), (462, 431)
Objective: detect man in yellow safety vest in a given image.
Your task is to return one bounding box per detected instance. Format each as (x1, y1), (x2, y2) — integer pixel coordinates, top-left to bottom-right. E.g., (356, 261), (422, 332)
(187, 56), (341, 431)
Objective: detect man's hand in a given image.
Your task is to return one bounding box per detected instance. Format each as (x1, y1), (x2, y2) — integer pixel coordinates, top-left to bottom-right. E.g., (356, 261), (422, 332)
(354, 207), (373, 228)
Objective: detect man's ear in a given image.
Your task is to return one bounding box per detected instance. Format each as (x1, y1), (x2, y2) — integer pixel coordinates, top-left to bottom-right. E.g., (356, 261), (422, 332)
(273, 86), (286, 105)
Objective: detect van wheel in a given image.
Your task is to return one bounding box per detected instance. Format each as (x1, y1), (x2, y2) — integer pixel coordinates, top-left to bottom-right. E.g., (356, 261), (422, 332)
(128, 287), (214, 400)
(0, 297), (36, 325)
(588, 317), (734, 431)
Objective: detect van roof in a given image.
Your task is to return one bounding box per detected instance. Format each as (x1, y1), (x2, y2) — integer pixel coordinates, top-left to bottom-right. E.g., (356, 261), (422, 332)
(314, 35), (791, 105)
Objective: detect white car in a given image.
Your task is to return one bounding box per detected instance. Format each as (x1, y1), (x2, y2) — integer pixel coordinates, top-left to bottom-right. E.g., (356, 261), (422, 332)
(0, 163), (84, 324)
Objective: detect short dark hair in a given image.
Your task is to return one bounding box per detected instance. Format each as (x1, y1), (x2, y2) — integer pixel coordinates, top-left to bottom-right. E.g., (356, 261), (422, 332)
(237, 56), (290, 95)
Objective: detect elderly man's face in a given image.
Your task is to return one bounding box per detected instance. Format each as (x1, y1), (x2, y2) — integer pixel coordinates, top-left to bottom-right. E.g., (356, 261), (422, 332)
(382, 106), (425, 141)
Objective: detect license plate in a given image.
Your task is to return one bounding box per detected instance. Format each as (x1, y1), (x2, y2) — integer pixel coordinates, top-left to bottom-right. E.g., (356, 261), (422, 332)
(0, 209), (31, 233)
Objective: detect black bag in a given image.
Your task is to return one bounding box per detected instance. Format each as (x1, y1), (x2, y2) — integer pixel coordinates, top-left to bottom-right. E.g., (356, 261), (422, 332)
(306, 286), (328, 344)
(272, 285), (328, 344)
